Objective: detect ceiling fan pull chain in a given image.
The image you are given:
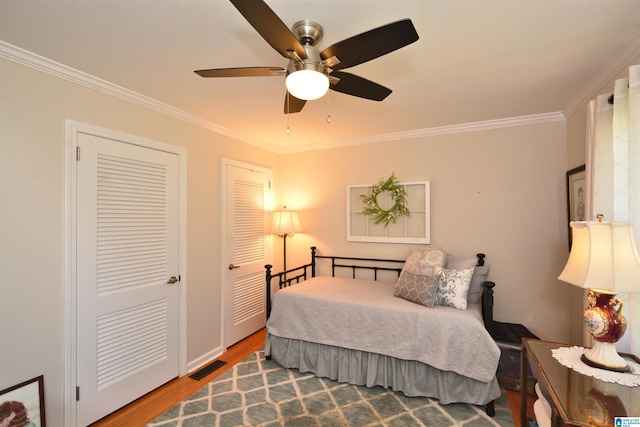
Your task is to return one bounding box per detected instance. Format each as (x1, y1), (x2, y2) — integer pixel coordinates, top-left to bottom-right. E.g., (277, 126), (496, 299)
(327, 91), (331, 124)
(286, 93), (291, 135)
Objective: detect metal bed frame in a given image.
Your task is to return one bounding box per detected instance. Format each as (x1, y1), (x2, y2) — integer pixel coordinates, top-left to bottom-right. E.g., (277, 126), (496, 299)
(264, 245), (498, 416)
(265, 246), (495, 335)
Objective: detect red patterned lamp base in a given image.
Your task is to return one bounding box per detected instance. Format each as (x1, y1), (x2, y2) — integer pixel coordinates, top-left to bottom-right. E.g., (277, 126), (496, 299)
(582, 290), (629, 373)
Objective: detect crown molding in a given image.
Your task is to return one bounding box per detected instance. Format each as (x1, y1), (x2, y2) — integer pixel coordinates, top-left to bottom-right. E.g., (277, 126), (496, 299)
(2, 40), (565, 155)
(0, 40), (279, 152)
(284, 112), (566, 153)
(563, 35), (640, 119)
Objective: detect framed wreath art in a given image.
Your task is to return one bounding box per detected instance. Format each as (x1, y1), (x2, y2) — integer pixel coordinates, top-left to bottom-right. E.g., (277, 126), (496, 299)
(347, 174), (430, 244)
(361, 173), (410, 226)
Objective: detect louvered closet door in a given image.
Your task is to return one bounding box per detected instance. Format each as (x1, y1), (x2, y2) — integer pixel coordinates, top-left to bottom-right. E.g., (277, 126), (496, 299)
(76, 133), (180, 426)
(225, 162), (271, 347)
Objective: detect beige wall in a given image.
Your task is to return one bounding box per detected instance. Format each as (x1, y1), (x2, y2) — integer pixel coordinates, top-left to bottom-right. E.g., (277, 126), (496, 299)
(275, 122), (570, 343)
(0, 58), (277, 426)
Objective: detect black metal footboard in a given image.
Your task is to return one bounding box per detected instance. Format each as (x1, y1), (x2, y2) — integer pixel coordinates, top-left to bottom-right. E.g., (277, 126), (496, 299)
(264, 261), (312, 320)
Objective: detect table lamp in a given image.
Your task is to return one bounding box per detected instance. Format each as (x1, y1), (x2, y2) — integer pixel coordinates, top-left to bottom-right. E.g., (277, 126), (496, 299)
(558, 215), (640, 372)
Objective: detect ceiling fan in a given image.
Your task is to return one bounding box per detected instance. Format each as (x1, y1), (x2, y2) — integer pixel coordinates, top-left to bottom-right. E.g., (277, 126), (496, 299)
(195, 0), (419, 114)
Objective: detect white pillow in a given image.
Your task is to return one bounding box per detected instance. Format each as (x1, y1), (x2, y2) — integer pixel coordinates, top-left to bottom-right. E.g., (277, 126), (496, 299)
(403, 247), (447, 276)
(434, 266), (474, 310)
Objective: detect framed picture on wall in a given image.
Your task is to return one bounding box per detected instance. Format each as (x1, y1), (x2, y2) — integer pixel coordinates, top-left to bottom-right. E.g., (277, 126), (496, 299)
(0, 375), (46, 427)
(566, 164), (586, 249)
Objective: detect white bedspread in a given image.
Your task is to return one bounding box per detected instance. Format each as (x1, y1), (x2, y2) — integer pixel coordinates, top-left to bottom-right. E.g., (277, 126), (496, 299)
(267, 276), (500, 383)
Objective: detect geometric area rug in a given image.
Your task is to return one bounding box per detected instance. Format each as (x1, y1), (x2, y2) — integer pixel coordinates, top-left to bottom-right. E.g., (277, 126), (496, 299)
(147, 349), (515, 427)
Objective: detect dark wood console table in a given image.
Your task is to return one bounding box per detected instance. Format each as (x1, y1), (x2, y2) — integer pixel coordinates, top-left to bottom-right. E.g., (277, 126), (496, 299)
(521, 338), (639, 427)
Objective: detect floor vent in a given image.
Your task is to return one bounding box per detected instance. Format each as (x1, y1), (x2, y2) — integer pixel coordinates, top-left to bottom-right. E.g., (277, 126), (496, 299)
(189, 360), (227, 380)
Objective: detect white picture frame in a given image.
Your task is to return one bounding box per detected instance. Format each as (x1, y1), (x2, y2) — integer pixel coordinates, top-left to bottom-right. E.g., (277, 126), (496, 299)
(347, 181), (430, 244)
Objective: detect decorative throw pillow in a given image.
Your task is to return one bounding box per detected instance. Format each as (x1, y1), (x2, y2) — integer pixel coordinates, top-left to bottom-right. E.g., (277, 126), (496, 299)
(467, 265), (491, 304)
(445, 254), (490, 304)
(434, 266), (474, 310)
(394, 271), (440, 307)
(445, 254), (477, 270)
(402, 247), (447, 276)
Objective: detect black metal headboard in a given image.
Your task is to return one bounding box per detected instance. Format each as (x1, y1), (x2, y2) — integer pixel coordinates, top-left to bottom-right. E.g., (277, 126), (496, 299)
(264, 246), (406, 297)
(312, 246), (405, 280)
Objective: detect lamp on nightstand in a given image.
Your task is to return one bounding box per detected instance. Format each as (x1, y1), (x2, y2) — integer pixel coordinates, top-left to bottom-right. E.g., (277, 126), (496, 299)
(271, 207), (303, 277)
(558, 215), (640, 372)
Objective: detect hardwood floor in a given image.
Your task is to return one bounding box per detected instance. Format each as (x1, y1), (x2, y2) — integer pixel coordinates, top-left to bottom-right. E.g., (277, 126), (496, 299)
(91, 329), (535, 427)
(90, 329), (266, 427)
(507, 388), (536, 427)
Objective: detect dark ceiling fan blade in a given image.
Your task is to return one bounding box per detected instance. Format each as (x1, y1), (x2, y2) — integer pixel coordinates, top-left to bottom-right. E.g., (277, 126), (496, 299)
(320, 19), (418, 71)
(194, 67), (284, 77)
(230, 0), (307, 60)
(284, 92), (307, 114)
(329, 71), (392, 101)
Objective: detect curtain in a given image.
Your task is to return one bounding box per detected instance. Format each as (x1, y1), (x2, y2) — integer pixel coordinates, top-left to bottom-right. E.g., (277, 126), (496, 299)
(588, 64), (640, 355)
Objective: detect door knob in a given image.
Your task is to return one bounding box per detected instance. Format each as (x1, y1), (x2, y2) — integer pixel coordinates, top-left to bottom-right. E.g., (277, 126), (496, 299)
(228, 264), (240, 270)
(167, 276), (179, 284)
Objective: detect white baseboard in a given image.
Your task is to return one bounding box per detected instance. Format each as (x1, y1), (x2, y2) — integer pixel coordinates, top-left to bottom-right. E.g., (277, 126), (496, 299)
(187, 346), (225, 374)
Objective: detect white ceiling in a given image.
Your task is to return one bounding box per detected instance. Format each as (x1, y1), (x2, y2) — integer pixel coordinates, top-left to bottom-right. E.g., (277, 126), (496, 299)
(1, 0), (640, 152)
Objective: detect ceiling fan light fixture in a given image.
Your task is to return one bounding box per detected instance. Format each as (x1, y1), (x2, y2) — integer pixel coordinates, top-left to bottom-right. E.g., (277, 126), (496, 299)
(286, 63), (329, 101)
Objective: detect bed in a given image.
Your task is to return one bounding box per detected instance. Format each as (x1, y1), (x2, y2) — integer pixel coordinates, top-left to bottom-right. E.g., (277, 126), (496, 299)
(264, 246), (500, 415)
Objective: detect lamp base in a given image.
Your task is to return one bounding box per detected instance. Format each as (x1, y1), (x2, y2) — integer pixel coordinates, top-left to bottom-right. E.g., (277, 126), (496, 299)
(581, 340), (629, 373)
(580, 290), (629, 373)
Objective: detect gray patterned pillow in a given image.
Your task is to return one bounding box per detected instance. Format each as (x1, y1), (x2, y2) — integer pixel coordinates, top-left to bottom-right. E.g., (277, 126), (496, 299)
(434, 266), (474, 310)
(403, 247), (447, 276)
(394, 271), (440, 307)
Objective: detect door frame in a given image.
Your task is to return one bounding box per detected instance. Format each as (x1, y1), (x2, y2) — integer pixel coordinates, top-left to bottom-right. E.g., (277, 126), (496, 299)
(63, 120), (188, 426)
(220, 158), (273, 349)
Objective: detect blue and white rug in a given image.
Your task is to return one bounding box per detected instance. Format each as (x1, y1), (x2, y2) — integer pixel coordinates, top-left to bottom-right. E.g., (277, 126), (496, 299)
(148, 349), (515, 427)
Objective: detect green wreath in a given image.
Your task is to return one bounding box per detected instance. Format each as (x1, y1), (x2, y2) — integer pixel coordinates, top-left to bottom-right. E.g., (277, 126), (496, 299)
(361, 173), (410, 227)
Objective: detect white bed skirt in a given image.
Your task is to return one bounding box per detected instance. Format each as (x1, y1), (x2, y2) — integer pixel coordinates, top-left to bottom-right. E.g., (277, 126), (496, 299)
(266, 333), (500, 406)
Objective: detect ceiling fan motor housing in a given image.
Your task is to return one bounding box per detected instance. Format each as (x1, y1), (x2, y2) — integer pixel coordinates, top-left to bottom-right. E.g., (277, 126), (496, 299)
(287, 44), (327, 73)
(292, 20), (323, 46)
(286, 21), (329, 82)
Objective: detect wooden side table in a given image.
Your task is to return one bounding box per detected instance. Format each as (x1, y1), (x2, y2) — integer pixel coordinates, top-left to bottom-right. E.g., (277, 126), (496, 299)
(520, 338), (640, 427)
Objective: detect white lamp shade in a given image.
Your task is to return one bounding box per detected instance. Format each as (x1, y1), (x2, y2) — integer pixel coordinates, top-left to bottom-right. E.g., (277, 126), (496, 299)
(558, 221), (640, 293)
(271, 210), (303, 236)
(285, 70), (329, 100)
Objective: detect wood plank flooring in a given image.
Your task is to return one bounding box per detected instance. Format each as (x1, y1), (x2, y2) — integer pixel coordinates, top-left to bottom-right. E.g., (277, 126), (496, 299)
(91, 329), (535, 427)
(89, 329), (266, 427)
